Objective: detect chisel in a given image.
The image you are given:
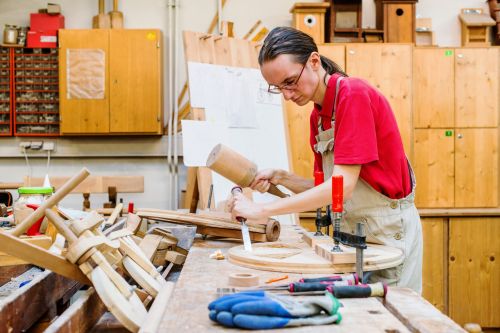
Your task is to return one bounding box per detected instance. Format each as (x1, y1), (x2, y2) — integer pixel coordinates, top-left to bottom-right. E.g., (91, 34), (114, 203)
(231, 186), (252, 252)
(289, 282), (388, 298)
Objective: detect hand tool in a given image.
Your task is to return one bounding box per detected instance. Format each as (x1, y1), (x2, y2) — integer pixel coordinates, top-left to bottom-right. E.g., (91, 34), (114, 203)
(265, 275), (288, 284)
(331, 175), (343, 252)
(231, 186), (252, 252)
(207, 144), (288, 198)
(355, 222), (365, 284)
(299, 273), (358, 284)
(92, 0), (111, 29)
(313, 171), (331, 236)
(289, 282), (387, 299)
(256, 280), (354, 293)
(109, 0), (124, 29)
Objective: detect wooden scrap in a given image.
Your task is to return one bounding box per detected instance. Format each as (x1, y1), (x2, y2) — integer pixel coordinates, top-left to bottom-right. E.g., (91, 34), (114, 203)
(139, 234), (163, 261)
(165, 251), (186, 266)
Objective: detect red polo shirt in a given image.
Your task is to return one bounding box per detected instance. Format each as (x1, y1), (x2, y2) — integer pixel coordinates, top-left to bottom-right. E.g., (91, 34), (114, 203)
(309, 74), (411, 199)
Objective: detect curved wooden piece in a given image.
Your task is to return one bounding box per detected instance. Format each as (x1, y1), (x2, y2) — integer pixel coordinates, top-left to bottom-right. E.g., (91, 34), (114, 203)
(228, 242), (403, 274)
(10, 168), (90, 236)
(67, 234), (120, 264)
(91, 266), (147, 333)
(138, 282), (175, 333)
(70, 211), (105, 236)
(122, 256), (161, 298)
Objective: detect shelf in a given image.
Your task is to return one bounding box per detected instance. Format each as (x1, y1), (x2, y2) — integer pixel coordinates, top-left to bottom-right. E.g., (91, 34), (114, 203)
(14, 75), (58, 79)
(16, 90), (59, 93)
(16, 122), (59, 125)
(14, 67), (58, 71)
(334, 28), (363, 33)
(15, 100), (59, 103)
(15, 111), (59, 115)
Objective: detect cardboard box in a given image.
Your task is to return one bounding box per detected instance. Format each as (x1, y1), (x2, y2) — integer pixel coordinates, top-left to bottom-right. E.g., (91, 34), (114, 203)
(30, 13), (65, 31)
(27, 30), (58, 48)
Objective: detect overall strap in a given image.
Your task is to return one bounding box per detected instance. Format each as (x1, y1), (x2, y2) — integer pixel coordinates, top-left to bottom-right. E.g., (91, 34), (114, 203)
(318, 76), (344, 131)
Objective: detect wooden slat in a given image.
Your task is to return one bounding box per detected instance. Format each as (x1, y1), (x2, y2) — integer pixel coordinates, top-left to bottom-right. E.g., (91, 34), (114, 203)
(418, 208), (500, 217)
(0, 270), (80, 332)
(0, 264), (31, 285)
(44, 288), (106, 333)
(383, 287), (466, 333)
(413, 48), (455, 128)
(454, 128), (498, 207)
(455, 48), (498, 128)
(449, 217), (500, 327)
(24, 175), (144, 194)
(414, 129), (455, 208)
(421, 217), (446, 313)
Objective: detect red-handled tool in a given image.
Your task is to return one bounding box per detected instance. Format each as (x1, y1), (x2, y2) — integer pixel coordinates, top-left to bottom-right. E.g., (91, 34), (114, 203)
(331, 175), (343, 252)
(288, 282), (388, 299)
(299, 273), (358, 285)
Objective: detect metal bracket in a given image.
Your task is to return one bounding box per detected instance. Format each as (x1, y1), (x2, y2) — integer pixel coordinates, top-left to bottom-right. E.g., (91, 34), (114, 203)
(333, 230), (367, 249)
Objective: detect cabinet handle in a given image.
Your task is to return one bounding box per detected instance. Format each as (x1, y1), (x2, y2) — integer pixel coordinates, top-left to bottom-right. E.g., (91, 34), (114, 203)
(457, 133), (463, 139)
(457, 53), (464, 58)
(348, 50), (355, 55)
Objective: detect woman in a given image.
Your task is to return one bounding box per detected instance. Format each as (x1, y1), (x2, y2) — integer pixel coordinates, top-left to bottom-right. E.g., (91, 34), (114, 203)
(230, 27), (422, 293)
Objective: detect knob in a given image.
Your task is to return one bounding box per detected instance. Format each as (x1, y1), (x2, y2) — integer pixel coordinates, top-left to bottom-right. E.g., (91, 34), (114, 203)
(457, 133), (463, 139)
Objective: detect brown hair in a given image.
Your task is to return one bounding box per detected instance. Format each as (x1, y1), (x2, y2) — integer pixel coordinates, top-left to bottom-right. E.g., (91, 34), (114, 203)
(258, 27), (346, 76)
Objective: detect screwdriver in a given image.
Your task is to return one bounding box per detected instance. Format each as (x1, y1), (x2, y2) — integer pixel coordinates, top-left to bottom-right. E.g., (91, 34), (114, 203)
(299, 273), (358, 284)
(258, 273), (358, 291)
(257, 280), (354, 293)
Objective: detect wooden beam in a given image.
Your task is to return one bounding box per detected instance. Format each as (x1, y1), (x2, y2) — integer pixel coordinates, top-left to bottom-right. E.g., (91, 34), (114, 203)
(0, 270), (80, 333)
(0, 264), (32, 285)
(44, 288), (107, 333)
(24, 176), (144, 194)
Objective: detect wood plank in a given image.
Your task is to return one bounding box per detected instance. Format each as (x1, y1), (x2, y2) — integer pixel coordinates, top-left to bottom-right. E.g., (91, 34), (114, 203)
(454, 128), (498, 207)
(383, 287), (466, 333)
(418, 208), (500, 217)
(0, 264), (32, 286)
(197, 167), (214, 210)
(109, 30), (162, 134)
(346, 44), (413, 156)
(24, 176), (144, 194)
(0, 270), (80, 332)
(414, 129), (455, 208)
(0, 235), (53, 266)
(449, 217), (500, 327)
(455, 48), (498, 128)
(44, 288), (106, 333)
(421, 217), (446, 313)
(413, 48), (455, 128)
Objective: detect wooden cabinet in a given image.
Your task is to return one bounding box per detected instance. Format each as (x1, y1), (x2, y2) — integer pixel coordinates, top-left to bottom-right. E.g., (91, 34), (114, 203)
(59, 29), (162, 135)
(345, 44), (412, 155)
(413, 48), (499, 208)
(421, 212), (500, 329)
(449, 217), (500, 328)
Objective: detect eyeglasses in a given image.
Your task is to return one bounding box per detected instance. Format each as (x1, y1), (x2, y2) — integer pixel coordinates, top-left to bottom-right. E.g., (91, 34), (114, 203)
(267, 61), (307, 95)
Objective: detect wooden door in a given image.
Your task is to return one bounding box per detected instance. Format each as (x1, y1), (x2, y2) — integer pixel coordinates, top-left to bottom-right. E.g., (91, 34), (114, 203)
(413, 129), (455, 207)
(345, 44), (413, 156)
(284, 44), (345, 179)
(454, 128), (498, 207)
(421, 217), (447, 313)
(455, 48), (498, 128)
(449, 217), (500, 327)
(59, 29), (110, 134)
(413, 48), (454, 128)
(109, 30), (162, 134)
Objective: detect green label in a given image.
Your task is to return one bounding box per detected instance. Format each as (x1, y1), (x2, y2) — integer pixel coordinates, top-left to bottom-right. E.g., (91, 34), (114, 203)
(445, 130), (453, 136)
(444, 50), (453, 56)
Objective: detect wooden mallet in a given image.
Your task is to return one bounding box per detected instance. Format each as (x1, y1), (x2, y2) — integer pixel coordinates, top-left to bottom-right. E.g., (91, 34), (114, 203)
(206, 144), (288, 198)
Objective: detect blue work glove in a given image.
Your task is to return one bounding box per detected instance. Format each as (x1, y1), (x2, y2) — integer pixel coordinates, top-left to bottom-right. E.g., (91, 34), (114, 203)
(208, 291), (342, 330)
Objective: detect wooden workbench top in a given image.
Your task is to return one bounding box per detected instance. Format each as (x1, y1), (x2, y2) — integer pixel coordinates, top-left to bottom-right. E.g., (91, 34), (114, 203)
(159, 225), (465, 332)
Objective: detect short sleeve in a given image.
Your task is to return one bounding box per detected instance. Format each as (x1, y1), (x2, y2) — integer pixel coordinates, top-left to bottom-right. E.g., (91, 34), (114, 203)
(333, 90), (379, 165)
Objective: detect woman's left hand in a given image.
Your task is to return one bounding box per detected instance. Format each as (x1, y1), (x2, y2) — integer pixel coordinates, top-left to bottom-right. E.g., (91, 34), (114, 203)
(229, 192), (268, 224)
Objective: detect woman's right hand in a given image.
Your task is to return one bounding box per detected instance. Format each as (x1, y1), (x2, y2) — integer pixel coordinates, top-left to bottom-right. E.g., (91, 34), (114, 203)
(250, 169), (281, 193)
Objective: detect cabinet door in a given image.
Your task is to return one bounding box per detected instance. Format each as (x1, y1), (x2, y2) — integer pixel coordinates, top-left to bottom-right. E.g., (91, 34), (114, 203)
(59, 30), (110, 134)
(421, 217), (446, 313)
(346, 44), (412, 155)
(414, 129), (454, 208)
(413, 48), (454, 128)
(455, 48), (498, 128)
(109, 30), (162, 134)
(455, 128), (498, 207)
(449, 217), (500, 327)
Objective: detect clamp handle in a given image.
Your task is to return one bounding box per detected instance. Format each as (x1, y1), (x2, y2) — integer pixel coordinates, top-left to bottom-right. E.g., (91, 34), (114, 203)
(314, 171), (324, 186)
(331, 175), (343, 213)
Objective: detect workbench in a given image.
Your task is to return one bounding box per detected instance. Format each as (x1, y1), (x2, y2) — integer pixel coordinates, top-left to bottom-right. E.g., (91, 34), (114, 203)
(159, 225), (466, 332)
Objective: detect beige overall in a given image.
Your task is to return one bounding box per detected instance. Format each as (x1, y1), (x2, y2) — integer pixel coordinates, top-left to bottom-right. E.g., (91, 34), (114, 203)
(313, 77), (423, 293)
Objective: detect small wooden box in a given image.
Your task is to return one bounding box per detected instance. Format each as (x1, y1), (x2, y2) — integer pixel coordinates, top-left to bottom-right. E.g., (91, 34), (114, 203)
(459, 8), (496, 47)
(382, 0), (418, 43)
(290, 2), (330, 44)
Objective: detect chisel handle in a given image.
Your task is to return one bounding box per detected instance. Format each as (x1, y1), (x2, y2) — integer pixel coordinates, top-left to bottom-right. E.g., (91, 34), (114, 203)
(289, 280), (353, 292)
(231, 186), (246, 223)
(326, 282), (387, 298)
